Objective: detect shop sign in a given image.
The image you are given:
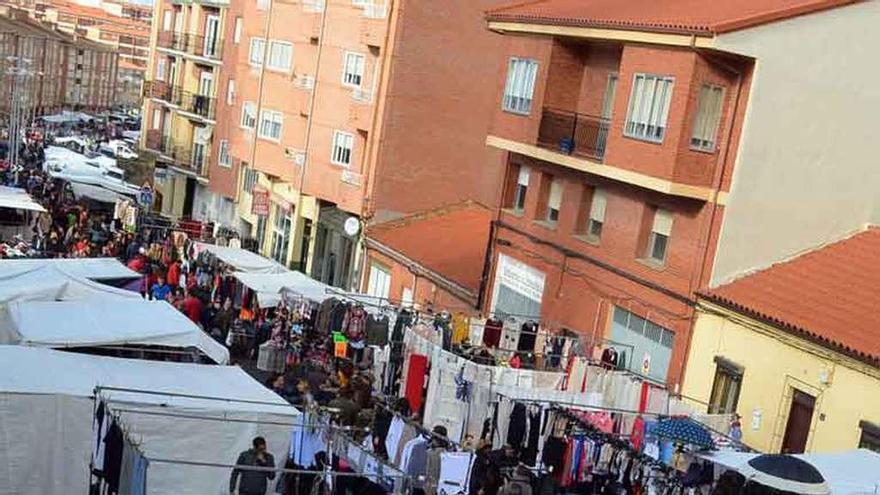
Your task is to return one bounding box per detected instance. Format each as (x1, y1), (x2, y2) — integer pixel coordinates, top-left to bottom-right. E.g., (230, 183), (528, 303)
(251, 188), (269, 216)
(496, 254), (546, 302)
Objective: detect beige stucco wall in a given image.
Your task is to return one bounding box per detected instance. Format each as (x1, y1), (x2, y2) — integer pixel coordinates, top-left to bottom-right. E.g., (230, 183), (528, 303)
(682, 304), (880, 453)
(711, 1), (880, 285)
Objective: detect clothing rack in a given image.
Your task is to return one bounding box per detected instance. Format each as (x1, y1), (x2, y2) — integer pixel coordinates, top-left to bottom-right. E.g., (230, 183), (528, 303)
(373, 395), (462, 449)
(108, 407), (371, 432)
(93, 385), (297, 409)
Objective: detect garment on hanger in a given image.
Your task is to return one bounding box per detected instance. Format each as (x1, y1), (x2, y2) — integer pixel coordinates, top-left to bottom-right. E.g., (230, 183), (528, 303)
(518, 322), (538, 352)
(365, 314), (390, 346)
(384, 416), (406, 465)
(482, 318), (503, 348)
(506, 403), (527, 450)
(451, 313), (469, 345)
(521, 407), (542, 466)
(438, 452), (475, 495)
(404, 354), (428, 414)
(102, 419), (124, 494)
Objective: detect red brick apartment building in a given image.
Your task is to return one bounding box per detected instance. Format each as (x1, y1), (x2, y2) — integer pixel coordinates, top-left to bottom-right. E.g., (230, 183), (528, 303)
(480, 0), (880, 386)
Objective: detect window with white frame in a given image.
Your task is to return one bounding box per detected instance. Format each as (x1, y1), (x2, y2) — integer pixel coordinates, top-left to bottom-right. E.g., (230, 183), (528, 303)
(546, 178), (562, 223)
(151, 108), (161, 130)
(512, 165), (529, 212)
(342, 52), (365, 87)
(331, 130), (354, 167)
(242, 165), (257, 193)
(241, 101), (256, 129)
(646, 208), (673, 263)
(162, 10), (172, 31)
(352, 0), (370, 6)
(367, 262), (391, 299)
(249, 38), (265, 66)
(256, 0), (269, 10)
(502, 57), (538, 115)
(691, 84), (725, 152)
(258, 109), (283, 141)
(625, 73), (674, 142)
(587, 188), (606, 239)
(155, 58), (166, 81)
(233, 17), (242, 44)
(218, 139), (230, 167)
(270, 204), (291, 264)
(226, 79), (235, 105)
(267, 41), (292, 71)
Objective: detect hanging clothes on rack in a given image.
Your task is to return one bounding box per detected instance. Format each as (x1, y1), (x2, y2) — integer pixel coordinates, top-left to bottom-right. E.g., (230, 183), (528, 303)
(483, 317), (503, 348)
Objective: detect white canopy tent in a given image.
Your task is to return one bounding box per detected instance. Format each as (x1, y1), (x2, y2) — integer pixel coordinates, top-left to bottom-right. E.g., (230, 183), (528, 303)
(701, 450), (880, 494)
(194, 242), (287, 274)
(0, 186), (45, 213)
(0, 299), (229, 364)
(0, 263), (140, 303)
(234, 270), (336, 307)
(40, 110), (94, 123)
(0, 257), (140, 281)
(0, 346), (298, 495)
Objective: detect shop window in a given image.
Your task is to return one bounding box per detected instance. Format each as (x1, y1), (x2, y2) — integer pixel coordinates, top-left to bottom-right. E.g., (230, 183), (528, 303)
(708, 357), (743, 414)
(270, 204), (292, 264)
(859, 421), (880, 453)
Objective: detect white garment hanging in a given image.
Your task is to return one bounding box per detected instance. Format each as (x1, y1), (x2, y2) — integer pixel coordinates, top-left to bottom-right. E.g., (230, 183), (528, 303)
(438, 451), (475, 495)
(385, 417), (406, 464)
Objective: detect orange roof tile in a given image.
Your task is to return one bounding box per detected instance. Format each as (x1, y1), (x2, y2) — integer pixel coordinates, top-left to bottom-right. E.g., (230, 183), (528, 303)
(487, 0), (862, 36)
(702, 227), (880, 366)
(367, 202), (493, 293)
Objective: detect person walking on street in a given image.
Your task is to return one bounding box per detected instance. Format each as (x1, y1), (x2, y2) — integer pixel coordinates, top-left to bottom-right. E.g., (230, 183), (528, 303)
(230, 436), (275, 495)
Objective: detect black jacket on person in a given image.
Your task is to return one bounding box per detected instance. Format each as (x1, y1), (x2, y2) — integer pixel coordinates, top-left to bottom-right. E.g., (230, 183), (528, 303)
(230, 449), (275, 495)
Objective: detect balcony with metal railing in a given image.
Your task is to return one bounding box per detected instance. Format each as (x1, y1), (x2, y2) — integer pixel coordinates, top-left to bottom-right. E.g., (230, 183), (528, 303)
(143, 81), (217, 121)
(143, 130), (210, 177)
(537, 108), (610, 162)
(156, 31), (223, 61)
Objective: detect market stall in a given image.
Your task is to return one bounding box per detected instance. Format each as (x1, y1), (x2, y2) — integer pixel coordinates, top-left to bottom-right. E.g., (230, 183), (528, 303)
(0, 262), (141, 302)
(0, 299), (230, 364)
(193, 241), (287, 274)
(0, 257), (140, 283)
(0, 346), (298, 495)
(0, 185), (46, 243)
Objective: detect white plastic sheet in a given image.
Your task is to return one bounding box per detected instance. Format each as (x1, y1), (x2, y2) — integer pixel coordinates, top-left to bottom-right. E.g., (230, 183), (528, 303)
(0, 257), (140, 281)
(0, 299), (229, 365)
(0, 186), (45, 212)
(0, 347), (298, 495)
(195, 242), (287, 274)
(700, 450), (880, 495)
(0, 263), (141, 303)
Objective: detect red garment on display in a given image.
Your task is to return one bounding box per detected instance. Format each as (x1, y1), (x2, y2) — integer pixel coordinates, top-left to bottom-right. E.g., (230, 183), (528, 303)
(631, 416), (645, 451)
(639, 382), (650, 413)
(482, 318), (503, 348)
(404, 354), (428, 413)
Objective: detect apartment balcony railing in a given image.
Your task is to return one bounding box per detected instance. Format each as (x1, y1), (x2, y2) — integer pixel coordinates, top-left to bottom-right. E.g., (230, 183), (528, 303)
(144, 81), (217, 121)
(537, 107), (610, 162)
(144, 130), (209, 177)
(156, 31), (223, 60)
(176, 89), (216, 121)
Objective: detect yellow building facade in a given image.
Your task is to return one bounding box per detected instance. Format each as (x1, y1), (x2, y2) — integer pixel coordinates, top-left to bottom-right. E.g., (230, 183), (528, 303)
(683, 300), (880, 454)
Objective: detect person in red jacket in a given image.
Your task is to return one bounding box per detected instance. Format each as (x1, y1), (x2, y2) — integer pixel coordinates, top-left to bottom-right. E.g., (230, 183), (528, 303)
(182, 289), (203, 325)
(166, 259), (180, 287)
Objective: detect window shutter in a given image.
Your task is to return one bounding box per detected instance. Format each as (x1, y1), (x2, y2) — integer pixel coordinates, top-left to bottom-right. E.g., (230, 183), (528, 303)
(517, 166), (530, 186)
(548, 179), (562, 210)
(589, 188), (606, 221)
(652, 209), (673, 236)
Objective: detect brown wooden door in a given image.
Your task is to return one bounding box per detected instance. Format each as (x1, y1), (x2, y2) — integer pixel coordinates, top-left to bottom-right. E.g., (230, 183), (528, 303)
(781, 389), (816, 454)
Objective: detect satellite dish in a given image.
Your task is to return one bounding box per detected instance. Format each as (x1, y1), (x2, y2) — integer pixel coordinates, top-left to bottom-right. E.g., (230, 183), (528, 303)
(343, 216), (360, 236)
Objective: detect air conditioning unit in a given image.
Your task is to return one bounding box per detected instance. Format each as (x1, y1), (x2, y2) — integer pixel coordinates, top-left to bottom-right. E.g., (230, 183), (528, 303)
(362, 3), (387, 19)
(303, 0), (325, 13)
(285, 147), (306, 165)
(351, 87), (372, 103)
(294, 75), (315, 90)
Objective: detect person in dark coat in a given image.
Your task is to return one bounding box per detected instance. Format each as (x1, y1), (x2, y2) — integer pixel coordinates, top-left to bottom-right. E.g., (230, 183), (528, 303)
(230, 436), (276, 495)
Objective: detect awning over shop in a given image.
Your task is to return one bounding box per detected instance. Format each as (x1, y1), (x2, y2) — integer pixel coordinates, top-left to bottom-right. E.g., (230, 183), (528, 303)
(0, 299), (230, 365)
(0, 186), (46, 212)
(0, 257), (140, 281)
(194, 241), (287, 274)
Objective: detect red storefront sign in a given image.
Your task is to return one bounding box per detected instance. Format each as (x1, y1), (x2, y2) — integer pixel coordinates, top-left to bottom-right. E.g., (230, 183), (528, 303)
(251, 188), (270, 216)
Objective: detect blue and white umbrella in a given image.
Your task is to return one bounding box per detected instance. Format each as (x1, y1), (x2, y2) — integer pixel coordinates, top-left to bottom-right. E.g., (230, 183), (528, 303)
(654, 417), (715, 450)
